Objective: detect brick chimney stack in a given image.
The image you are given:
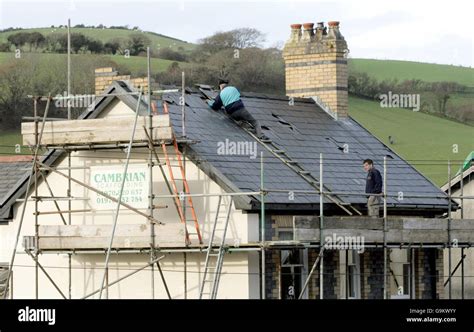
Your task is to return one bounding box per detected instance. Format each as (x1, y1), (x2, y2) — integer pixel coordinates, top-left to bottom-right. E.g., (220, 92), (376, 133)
(94, 67), (155, 95)
(282, 21), (349, 119)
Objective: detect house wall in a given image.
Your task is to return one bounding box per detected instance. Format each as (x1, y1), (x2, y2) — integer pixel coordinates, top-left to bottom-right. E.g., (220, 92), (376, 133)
(267, 214), (446, 299)
(0, 99), (260, 299)
(444, 180), (474, 299)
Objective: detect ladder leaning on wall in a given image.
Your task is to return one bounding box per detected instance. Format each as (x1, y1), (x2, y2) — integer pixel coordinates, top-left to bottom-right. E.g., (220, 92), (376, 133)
(199, 196), (233, 299)
(151, 101), (203, 245)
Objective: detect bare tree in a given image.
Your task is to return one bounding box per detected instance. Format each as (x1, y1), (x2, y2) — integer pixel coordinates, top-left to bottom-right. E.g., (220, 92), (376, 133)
(196, 28), (266, 56)
(231, 28), (266, 49)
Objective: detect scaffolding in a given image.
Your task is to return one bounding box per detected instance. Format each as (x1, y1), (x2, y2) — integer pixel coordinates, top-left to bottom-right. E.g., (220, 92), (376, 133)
(1, 27), (473, 301)
(4, 86), (473, 299)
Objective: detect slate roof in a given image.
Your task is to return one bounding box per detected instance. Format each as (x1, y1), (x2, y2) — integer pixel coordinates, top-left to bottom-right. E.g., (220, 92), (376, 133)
(162, 87), (452, 215)
(0, 160), (30, 222)
(0, 81), (453, 222)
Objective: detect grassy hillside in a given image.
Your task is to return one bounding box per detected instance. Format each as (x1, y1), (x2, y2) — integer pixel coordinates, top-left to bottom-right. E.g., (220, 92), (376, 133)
(0, 52), (183, 74)
(349, 59), (474, 87)
(349, 58), (474, 126)
(349, 96), (474, 185)
(0, 131), (23, 155)
(0, 27), (195, 52)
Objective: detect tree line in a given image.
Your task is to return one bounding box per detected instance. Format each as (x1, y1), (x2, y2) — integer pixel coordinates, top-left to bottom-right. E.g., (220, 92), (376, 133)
(0, 31), (154, 56)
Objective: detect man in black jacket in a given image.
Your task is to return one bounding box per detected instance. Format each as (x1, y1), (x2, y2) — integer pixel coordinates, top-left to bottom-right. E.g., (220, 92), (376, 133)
(363, 159), (383, 217)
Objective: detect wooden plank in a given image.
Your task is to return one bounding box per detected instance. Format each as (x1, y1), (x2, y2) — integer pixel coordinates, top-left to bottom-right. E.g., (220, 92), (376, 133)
(403, 219), (447, 230)
(38, 237), (165, 249)
(326, 218), (384, 230)
(295, 228), (474, 243)
(294, 215), (474, 243)
(322, 229), (383, 242)
(23, 127), (172, 145)
(451, 231), (474, 242)
(39, 223), (184, 238)
(295, 216), (474, 230)
(36, 223), (186, 249)
(21, 115), (170, 135)
(399, 230), (449, 243)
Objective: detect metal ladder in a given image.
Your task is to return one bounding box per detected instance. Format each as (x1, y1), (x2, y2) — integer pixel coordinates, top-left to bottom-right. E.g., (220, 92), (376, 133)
(234, 120), (362, 216)
(199, 196), (233, 299)
(154, 101), (203, 244)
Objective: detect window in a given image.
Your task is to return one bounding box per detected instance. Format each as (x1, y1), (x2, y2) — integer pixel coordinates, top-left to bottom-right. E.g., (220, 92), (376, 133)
(277, 228), (294, 241)
(280, 249), (304, 299)
(277, 228), (308, 299)
(390, 249), (412, 299)
(347, 250), (361, 299)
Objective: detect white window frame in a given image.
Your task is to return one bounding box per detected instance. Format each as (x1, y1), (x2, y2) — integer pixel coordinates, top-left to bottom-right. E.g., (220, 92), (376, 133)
(278, 228), (308, 299)
(347, 250), (361, 299)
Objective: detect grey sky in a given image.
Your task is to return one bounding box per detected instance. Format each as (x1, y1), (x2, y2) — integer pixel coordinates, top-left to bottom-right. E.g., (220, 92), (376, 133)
(0, 0), (472, 67)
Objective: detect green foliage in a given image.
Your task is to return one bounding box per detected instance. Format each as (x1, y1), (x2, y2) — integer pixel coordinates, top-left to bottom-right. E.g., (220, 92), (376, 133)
(0, 54), (117, 130)
(349, 96), (474, 185)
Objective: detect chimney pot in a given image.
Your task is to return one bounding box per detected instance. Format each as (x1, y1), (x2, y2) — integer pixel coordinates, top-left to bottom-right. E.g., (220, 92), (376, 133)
(283, 20), (348, 119)
(316, 22), (325, 40)
(327, 21), (343, 40)
(289, 24), (302, 43)
(301, 23), (314, 41)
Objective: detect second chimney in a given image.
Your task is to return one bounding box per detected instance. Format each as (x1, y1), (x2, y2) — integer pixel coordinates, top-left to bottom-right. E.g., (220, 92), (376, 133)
(282, 21), (349, 119)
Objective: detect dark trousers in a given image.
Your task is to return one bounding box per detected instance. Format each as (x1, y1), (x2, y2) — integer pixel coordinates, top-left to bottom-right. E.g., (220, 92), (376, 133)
(228, 107), (262, 137)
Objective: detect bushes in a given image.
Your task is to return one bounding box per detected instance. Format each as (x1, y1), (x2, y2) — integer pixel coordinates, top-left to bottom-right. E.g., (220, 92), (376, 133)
(155, 48), (187, 62)
(7, 32), (45, 51)
(125, 33), (150, 56)
(0, 43), (10, 52)
(155, 47), (285, 94)
(155, 62), (219, 87)
(0, 54), (118, 130)
(3, 31), (152, 55)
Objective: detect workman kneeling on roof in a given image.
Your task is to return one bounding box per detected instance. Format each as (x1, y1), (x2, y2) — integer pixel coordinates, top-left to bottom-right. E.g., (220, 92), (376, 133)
(207, 79), (268, 140)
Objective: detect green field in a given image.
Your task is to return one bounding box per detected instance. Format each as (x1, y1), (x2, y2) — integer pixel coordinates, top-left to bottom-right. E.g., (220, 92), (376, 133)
(348, 96), (473, 185)
(0, 52), (182, 75)
(349, 58), (474, 125)
(0, 27), (195, 52)
(349, 59), (474, 87)
(0, 131), (23, 155)
(108, 54), (186, 74)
